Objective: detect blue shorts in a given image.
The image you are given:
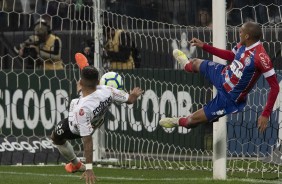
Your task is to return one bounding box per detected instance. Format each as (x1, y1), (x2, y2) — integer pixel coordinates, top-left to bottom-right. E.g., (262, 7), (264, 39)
(199, 60), (246, 122)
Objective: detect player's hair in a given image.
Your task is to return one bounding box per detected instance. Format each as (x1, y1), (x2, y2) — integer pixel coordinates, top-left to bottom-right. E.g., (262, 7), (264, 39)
(244, 21), (262, 41)
(81, 66), (99, 89)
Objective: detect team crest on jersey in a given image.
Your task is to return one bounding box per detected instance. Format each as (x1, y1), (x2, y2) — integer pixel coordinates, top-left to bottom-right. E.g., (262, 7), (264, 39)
(244, 57), (251, 66)
(79, 108), (85, 116)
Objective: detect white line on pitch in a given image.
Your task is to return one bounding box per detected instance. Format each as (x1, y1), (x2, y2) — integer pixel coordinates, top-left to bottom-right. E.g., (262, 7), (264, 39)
(0, 171), (280, 184)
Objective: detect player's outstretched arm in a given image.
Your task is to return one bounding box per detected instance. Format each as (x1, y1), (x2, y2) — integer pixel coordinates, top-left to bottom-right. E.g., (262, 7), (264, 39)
(81, 135), (97, 184)
(258, 74), (280, 133)
(126, 87), (143, 104)
(190, 37), (235, 61)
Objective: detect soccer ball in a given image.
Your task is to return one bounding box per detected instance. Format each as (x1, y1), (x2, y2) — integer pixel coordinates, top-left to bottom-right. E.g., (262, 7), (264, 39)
(100, 72), (124, 90)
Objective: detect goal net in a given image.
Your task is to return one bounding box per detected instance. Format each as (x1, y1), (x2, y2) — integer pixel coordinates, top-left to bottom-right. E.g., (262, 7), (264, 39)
(0, 0), (282, 179)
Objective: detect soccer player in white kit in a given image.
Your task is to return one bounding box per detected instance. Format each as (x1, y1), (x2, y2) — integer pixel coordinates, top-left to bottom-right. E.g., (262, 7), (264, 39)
(51, 66), (143, 184)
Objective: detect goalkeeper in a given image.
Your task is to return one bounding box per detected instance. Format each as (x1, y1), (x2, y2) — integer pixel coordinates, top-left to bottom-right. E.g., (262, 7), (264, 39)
(51, 66), (143, 184)
(160, 21), (279, 133)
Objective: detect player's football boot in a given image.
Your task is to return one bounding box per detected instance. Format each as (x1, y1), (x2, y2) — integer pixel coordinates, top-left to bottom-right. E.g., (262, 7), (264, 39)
(172, 49), (189, 68)
(75, 53), (89, 70)
(65, 161), (86, 173)
(159, 117), (180, 128)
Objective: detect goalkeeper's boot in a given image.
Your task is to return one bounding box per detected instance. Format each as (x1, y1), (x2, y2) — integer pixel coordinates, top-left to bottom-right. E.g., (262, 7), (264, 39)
(65, 161), (86, 173)
(172, 49), (189, 68)
(159, 117), (180, 128)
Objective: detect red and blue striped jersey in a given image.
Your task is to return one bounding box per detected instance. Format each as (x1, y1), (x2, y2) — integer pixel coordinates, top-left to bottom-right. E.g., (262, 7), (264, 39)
(221, 41), (275, 102)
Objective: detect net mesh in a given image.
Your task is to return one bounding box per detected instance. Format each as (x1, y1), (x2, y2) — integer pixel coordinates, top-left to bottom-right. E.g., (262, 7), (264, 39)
(0, 0), (282, 179)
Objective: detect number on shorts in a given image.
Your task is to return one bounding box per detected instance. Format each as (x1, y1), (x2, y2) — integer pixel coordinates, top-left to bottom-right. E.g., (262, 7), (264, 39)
(55, 124), (64, 135)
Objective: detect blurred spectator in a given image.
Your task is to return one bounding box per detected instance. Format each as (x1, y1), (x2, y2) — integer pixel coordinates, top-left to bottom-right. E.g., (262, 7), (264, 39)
(103, 27), (135, 70)
(14, 34), (40, 69)
(14, 18), (64, 70)
(82, 39), (94, 66)
(197, 8), (212, 27)
(197, 0), (212, 26)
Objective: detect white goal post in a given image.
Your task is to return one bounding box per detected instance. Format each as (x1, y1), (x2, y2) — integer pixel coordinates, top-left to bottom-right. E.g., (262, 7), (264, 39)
(212, 0), (227, 180)
(92, 0), (103, 163)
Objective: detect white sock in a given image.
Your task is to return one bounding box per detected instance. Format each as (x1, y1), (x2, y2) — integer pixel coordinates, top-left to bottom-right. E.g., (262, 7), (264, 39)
(56, 141), (80, 165)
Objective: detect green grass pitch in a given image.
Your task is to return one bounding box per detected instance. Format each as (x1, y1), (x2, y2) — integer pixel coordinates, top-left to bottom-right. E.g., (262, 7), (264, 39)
(0, 165), (281, 184)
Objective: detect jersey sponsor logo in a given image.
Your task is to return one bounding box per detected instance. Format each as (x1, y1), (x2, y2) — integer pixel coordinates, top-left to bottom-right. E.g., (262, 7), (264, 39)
(230, 60), (243, 79)
(79, 108), (85, 116)
(92, 96), (112, 116)
(0, 137), (55, 153)
(259, 53), (270, 69)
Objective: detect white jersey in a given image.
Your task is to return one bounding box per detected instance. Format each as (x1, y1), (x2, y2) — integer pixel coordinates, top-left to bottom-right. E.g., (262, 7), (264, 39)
(68, 85), (129, 136)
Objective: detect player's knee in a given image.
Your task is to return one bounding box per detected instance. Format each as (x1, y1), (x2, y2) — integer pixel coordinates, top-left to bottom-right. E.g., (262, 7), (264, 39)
(190, 58), (202, 72)
(50, 131), (65, 145)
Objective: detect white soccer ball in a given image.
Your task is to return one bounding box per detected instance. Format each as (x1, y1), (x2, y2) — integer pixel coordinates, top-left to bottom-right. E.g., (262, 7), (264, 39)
(100, 72), (124, 90)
